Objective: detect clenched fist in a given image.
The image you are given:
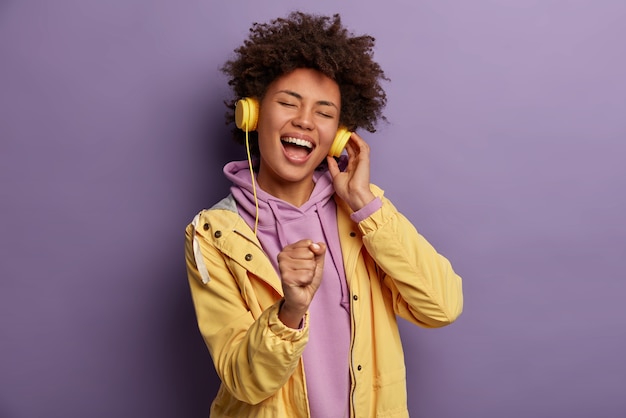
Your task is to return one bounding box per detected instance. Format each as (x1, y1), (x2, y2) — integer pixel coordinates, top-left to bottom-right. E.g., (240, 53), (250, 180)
(277, 239), (326, 328)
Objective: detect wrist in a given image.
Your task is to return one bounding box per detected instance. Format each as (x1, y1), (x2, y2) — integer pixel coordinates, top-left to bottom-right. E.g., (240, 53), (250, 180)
(278, 300), (306, 329)
(349, 189), (376, 212)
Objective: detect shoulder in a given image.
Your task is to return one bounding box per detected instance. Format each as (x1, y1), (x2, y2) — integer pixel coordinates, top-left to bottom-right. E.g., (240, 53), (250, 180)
(186, 194), (240, 234)
(209, 194), (238, 212)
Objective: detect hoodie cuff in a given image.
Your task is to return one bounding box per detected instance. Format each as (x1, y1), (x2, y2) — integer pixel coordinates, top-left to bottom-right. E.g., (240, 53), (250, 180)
(350, 197), (383, 224)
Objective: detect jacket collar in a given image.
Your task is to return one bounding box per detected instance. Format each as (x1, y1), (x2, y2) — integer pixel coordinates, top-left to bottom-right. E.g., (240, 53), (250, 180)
(204, 195), (282, 294)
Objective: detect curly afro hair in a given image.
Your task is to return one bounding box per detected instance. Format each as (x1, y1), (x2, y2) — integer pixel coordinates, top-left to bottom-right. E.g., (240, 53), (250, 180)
(221, 11), (388, 154)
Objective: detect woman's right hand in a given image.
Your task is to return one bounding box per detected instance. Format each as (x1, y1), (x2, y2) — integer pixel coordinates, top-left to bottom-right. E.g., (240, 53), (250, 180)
(277, 239), (326, 328)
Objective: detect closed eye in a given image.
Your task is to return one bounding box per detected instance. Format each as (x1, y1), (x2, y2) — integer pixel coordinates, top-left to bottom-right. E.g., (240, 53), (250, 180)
(278, 101), (297, 108)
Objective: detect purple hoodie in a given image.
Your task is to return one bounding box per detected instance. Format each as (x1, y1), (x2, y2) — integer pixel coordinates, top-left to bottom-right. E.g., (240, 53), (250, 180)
(225, 160), (351, 418)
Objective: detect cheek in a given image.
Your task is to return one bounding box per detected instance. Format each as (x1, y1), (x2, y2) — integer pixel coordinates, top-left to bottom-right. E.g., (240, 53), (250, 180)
(255, 121), (274, 149)
(320, 127), (339, 149)
(256, 134), (273, 156)
(256, 131), (284, 161)
(256, 113), (283, 143)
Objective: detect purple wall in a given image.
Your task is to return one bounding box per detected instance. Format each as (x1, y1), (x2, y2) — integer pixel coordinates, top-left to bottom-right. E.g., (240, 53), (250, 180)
(1, 1), (624, 417)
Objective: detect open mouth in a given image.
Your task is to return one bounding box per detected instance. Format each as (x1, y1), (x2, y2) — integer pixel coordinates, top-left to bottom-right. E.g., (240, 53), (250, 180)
(281, 136), (313, 159)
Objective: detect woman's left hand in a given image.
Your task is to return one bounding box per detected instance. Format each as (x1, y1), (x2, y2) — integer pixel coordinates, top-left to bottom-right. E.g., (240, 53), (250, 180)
(327, 132), (376, 212)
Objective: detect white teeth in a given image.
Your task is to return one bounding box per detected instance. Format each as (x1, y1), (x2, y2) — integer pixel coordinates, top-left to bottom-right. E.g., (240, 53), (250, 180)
(282, 137), (313, 149)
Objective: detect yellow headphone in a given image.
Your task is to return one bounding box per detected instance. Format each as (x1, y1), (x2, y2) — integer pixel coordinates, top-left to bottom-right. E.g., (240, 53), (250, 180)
(235, 97), (351, 157)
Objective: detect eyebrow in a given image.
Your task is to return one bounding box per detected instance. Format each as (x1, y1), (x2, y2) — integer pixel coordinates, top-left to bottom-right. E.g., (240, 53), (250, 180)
(276, 90), (339, 109)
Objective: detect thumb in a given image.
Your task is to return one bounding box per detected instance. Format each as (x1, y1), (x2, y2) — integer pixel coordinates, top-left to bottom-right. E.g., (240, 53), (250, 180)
(309, 242), (326, 259)
(310, 243), (326, 285)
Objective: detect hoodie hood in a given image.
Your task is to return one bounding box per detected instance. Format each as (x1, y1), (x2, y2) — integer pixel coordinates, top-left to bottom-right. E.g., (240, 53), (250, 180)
(224, 160), (336, 233)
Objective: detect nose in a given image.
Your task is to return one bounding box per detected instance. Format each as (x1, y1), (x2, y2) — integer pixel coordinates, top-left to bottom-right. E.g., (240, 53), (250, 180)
(292, 107), (314, 130)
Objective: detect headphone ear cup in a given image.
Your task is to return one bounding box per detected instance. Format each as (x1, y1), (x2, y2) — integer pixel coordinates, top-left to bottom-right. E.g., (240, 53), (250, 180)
(328, 127), (352, 157)
(235, 98), (259, 131)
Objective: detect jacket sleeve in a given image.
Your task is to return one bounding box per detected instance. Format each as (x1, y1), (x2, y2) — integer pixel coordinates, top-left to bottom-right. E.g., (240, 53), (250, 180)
(357, 191), (464, 327)
(184, 217), (309, 405)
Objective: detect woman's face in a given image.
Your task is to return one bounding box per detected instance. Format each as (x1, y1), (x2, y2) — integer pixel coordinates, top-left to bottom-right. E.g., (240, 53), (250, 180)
(255, 68), (341, 204)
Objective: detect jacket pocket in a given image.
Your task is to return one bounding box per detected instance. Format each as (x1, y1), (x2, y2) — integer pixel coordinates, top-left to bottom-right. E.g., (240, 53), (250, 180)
(373, 367), (409, 417)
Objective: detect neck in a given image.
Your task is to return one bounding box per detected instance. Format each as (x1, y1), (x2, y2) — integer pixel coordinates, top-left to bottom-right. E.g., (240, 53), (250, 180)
(257, 176), (315, 207)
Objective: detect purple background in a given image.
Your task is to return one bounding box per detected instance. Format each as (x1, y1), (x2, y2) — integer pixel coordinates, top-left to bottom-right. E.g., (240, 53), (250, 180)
(1, 1), (625, 417)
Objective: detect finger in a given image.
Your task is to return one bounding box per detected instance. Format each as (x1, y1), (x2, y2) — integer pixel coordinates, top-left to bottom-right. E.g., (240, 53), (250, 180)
(278, 249), (315, 264)
(281, 265), (316, 285)
(280, 239), (315, 256)
(348, 132), (371, 156)
(283, 267), (316, 282)
(345, 138), (356, 160)
(281, 258), (317, 270)
(291, 239), (315, 249)
(348, 131), (366, 147)
(327, 156), (341, 178)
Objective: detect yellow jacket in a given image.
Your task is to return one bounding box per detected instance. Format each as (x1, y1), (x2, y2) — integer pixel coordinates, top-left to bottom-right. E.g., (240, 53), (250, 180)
(185, 185), (463, 418)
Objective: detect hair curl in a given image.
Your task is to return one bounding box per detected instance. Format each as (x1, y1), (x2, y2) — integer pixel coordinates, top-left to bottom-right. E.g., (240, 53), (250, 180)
(221, 11), (388, 154)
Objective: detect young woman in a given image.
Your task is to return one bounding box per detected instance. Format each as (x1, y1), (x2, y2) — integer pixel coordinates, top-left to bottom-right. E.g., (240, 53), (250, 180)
(185, 12), (463, 418)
